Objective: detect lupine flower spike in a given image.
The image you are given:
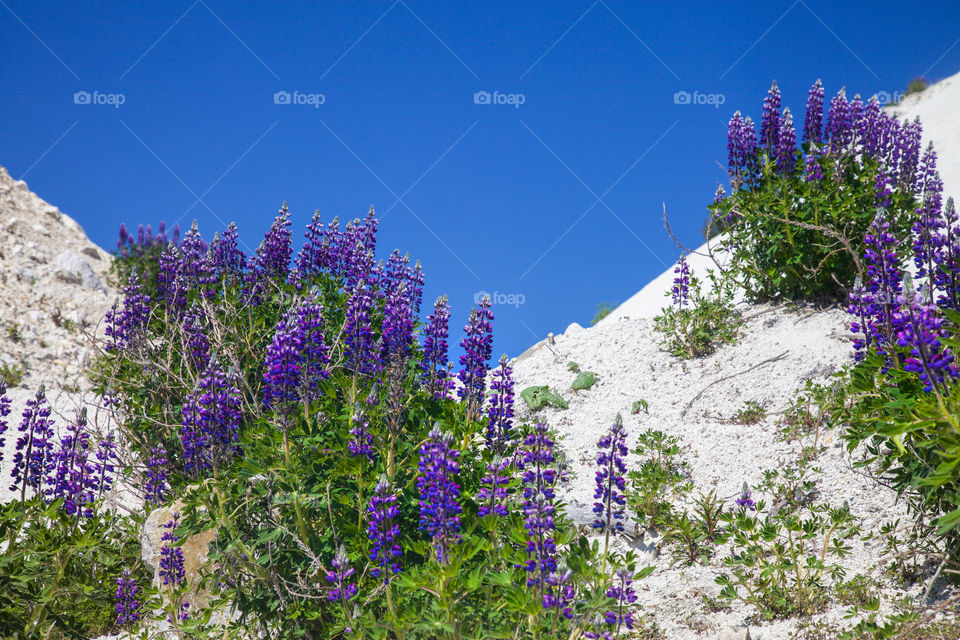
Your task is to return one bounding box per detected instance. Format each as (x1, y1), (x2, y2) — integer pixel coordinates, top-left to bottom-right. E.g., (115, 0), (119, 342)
(417, 427), (462, 564)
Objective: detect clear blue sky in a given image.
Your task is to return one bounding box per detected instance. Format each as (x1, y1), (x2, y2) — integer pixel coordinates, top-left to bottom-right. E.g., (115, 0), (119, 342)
(2, 1), (959, 359)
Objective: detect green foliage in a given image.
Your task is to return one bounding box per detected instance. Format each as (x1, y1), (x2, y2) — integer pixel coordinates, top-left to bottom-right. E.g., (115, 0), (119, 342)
(571, 371), (596, 391)
(6, 321), (22, 343)
(591, 302), (616, 326)
(905, 76), (927, 97)
(630, 399), (648, 415)
(732, 400), (766, 425)
(567, 361), (579, 372)
(626, 430), (691, 530)
(0, 361), (26, 387)
(711, 155), (918, 301)
(0, 498), (143, 639)
(716, 499), (860, 620)
(654, 269), (742, 359)
(519, 385), (569, 411)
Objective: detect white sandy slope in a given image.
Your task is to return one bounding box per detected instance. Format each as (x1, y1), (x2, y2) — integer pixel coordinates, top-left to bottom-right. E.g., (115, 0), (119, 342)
(508, 71), (960, 638)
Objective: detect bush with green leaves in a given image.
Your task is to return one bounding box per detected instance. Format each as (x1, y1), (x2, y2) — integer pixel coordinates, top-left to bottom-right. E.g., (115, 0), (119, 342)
(92, 207), (653, 639)
(711, 80), (928, 301)
(653, 259), (741, 359)
(626, 429), (691, 530)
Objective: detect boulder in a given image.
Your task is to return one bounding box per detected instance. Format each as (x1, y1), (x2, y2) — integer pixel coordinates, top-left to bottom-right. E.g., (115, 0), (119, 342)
(53, 250), (106, 292)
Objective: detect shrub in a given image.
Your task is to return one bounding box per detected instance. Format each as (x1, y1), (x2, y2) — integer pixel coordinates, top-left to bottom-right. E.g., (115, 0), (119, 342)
(712, 80), (928, 301)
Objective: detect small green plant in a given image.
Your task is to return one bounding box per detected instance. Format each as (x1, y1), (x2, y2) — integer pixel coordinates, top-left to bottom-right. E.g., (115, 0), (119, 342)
(835, 574), (880, 608)
(519, 384), (569, 410)
(571, 371), (596, 390)
(716, 500), (861, 619)
(626, 430), (691, 529)
(756, 462), (821, 513)
(631, 399), (649, 414)
(654, 267), (742, 359)
(567, 361), (579, 372)
(732, 400), (766, 425)
(5, 322), (22, 343)
(904, 76), (927, 97)
(591, 301), (616, 325)
(0, 362), (26, 387)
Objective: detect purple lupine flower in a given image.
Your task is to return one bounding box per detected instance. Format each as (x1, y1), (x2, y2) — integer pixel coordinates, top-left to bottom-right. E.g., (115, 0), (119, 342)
(714, 183), (727, 204)
(381, 281), (415, 366)
(604, 569), (637, 633)
(262, 313), (302, 411)
(848, 213), (904, 362)
(912, 144), (945, 285)
(935, 198), (960, 309)
(417, 427), (462, 564)
(181, 303), (211, 371)
(542, 569), (575, 620)
(211, 222), (245, 278)
(592, 414), (628, 535)
(10, 386), (55, 499)
(804, 147), (824, 182)
(145, 445), (169, 506)
(179, 221), (215, 301)
(256, 204), (293, 279)
(477, 455), (511, 518)
(898, 117), (923, 191)
(740, 116), (759, 185)
(736, 483), (756, 512)
(0, 379), (11, 462)
(518, 421), (559, 588)
(826, 88), (853, 152)
(486, 354), (515, 453)
(294, 210), (330, 283)
(802, 79), (824, 147)
(875, 171), (894, 209)
(457, 297), (494, 419)
(347, 411), (375, 461)
(343, 284), (380, 376)
(180, 361), (242, 474)
(421, 296), (454, 400)
(325, 545), (358, 603)
(859, 96), (883, 157)
(158, 243), (186, 311)
(94, 435), (117, 507)
(367, 476), (402, 581)
(775, 108), (797, 175)
(46, 409), (97, 517)
(117, 223), (129, 254)
(672, 255), (690, 309)
(105, 271), (152, 352)
(759, 81), (782, 153)
(408, 261), (425, 314)
(294, 297), (330, 403)
(115, 570), (140, 626)
(727, 111), (749, 190)
(894, 291), (958, 395)
(159, 515), (186, 586)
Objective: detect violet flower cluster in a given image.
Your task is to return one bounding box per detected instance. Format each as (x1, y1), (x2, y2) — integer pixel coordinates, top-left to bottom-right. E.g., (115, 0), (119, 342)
(592, 414), (628, 536)
(421, 296), (454, 400)
(0, 379), (10, 463)
(542, 569), (575, 621)
(263, 299), (330, 411)
(848, 214), (903, 361)
(477, 455), (511, 518)
(893, 292), (958, 395)
(10, 386), (55, 499)
(116, 221), (175, 258)
(457, 297), (494, 419)
(181, 303), (211, 371)
(180, 361), (242, 475)
(417, 427), (462, 564)
(46, 409), (97, 517)
(145, 445), (169, 506)
(325, 546), (358, 603)
(210, 222), (245, 279)
(367, 476), (402, 581)
(671, 255), (690, 309)
(486, 354), (515, 452)
(105, 271), (152, 352)
(159, 514), (186, 586)
(519, 421), (559, 588)
(343, 284), (380, 377)
(115, 570), (140, 626)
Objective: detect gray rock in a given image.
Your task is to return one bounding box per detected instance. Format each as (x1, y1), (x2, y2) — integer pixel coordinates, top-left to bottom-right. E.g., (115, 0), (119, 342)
(80, 246), (101, 260)
(53, 250), (106, 292)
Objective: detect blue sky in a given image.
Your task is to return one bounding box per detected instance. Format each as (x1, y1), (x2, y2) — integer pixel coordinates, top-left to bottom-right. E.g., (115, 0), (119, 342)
(2, 1), (959, 359)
